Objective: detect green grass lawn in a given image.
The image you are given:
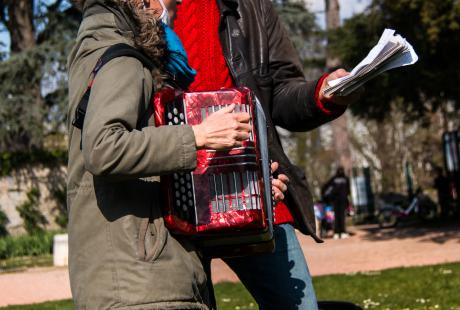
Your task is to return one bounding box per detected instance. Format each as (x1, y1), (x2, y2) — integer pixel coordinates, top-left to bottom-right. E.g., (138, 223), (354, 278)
(2, 262), (460, 310)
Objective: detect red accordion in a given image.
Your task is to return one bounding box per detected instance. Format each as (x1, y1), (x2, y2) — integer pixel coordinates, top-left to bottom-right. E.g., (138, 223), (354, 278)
(154, 87), (274, 256)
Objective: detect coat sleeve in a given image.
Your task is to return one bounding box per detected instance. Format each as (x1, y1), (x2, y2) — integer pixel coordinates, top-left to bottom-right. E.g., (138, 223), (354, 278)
(262, 0), (346, 132)
(82, 57), (197, 178)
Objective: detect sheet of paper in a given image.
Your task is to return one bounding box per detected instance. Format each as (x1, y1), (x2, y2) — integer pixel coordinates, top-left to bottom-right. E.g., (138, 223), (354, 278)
(324, 28), (418, 96)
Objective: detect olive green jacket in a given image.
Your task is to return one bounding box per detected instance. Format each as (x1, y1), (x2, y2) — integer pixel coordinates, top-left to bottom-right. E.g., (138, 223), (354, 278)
(67, 3), (209, 309)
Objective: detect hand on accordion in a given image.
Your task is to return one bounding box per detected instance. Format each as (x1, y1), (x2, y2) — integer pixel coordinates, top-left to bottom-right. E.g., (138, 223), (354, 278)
(271, 162), (289, 202)
(192, 104), (252, 150)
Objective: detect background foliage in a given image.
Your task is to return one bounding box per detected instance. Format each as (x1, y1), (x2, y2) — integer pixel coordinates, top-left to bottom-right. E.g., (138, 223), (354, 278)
(0, 0), (80, 152)
(0, 230), (55, 259)
(330, 0), (460, 121)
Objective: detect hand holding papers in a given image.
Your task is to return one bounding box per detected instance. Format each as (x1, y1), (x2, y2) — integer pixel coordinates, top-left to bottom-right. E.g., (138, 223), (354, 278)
(324, 29), (418, 97)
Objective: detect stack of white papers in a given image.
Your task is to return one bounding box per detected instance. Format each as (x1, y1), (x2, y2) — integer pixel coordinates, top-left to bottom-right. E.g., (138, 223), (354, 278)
(324, 29), (418, 96)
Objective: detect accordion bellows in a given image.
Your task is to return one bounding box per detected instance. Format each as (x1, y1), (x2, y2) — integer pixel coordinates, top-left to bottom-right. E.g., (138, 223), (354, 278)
(154, 87), (274, 250)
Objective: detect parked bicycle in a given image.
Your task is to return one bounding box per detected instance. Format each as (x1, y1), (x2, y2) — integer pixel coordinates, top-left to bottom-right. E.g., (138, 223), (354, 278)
(377, 188), (438, 228)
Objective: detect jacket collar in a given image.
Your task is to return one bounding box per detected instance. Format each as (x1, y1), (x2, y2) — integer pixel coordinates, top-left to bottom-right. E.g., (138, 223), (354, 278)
(217, 0), (240, 18)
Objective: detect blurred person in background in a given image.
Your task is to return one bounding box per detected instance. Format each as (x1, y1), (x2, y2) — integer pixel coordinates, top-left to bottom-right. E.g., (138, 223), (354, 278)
(323, 167), (351, 239)
(434, 166), (451, 218)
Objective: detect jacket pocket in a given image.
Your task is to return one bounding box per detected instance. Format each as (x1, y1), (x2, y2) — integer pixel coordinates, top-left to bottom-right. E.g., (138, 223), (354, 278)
(137, 216), (168, 263)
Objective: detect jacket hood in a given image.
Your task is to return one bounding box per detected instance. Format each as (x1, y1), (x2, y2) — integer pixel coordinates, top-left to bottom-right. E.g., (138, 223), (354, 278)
(70, 0), (165, 68)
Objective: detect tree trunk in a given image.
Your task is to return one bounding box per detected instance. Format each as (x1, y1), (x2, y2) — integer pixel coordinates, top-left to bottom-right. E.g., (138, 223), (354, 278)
(325, 0), (341, 69)
(2, 0), (43, 150)
(6, 0), (36, 53)
(325, 0), (353, 174)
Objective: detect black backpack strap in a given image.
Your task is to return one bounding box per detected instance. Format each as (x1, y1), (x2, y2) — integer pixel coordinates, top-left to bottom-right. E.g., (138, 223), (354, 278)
(72, 43), (155, 131)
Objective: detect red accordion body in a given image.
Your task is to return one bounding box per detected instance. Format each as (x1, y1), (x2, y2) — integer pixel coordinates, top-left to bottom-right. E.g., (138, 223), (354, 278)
(154, 87), (273, 244)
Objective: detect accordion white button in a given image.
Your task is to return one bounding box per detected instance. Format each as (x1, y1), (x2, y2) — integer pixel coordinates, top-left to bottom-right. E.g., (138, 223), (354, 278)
(167, 112), (173, 119)
(173, 108), (178, 115)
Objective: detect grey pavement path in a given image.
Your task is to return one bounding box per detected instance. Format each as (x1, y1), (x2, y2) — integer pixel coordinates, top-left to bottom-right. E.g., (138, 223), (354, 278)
(1, 223), (460, 307)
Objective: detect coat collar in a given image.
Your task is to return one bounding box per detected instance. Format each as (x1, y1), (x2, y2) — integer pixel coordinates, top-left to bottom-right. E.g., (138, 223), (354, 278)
(217, 0), (239, 17)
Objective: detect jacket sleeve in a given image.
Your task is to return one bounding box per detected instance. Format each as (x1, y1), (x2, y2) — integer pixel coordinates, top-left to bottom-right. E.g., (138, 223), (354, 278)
(262, 0), (346, 132)
(82, 57), (197, 178)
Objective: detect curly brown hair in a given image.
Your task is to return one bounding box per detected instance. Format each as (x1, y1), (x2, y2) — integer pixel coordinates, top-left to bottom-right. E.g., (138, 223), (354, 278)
(117, 0), (166, 87)
(73, 0), (166, 87)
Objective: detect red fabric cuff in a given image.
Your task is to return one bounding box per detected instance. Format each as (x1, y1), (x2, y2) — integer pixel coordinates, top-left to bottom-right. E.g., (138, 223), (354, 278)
(273, 201), (294, 225)
(314, 73), (345, 115)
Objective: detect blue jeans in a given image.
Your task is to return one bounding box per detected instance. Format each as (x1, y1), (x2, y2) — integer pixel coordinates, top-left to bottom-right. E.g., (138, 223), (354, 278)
(221, 224), (318, 310)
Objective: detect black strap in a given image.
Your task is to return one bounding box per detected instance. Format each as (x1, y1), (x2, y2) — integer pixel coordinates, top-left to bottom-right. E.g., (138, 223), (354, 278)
(72, 43), (155, 131)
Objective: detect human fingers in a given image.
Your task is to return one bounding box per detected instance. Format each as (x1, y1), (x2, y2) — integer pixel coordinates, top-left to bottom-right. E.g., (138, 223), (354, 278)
(321, 69), (350, 102)
(328, 68), (349, 80)
(233, 112), (251, 123)
(233, 121), (252, 133)
(272, 186), (285, 202)
(233, 130), (251, 142)
(277, 174), (290, 188)
(271, 161), (279, 174)
(214, 104), (236, 115)
(272, 178), (288, 193)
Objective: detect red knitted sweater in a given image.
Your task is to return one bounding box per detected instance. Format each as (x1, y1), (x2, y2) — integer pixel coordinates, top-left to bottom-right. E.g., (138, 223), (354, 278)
(174, 0), (293, 225)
